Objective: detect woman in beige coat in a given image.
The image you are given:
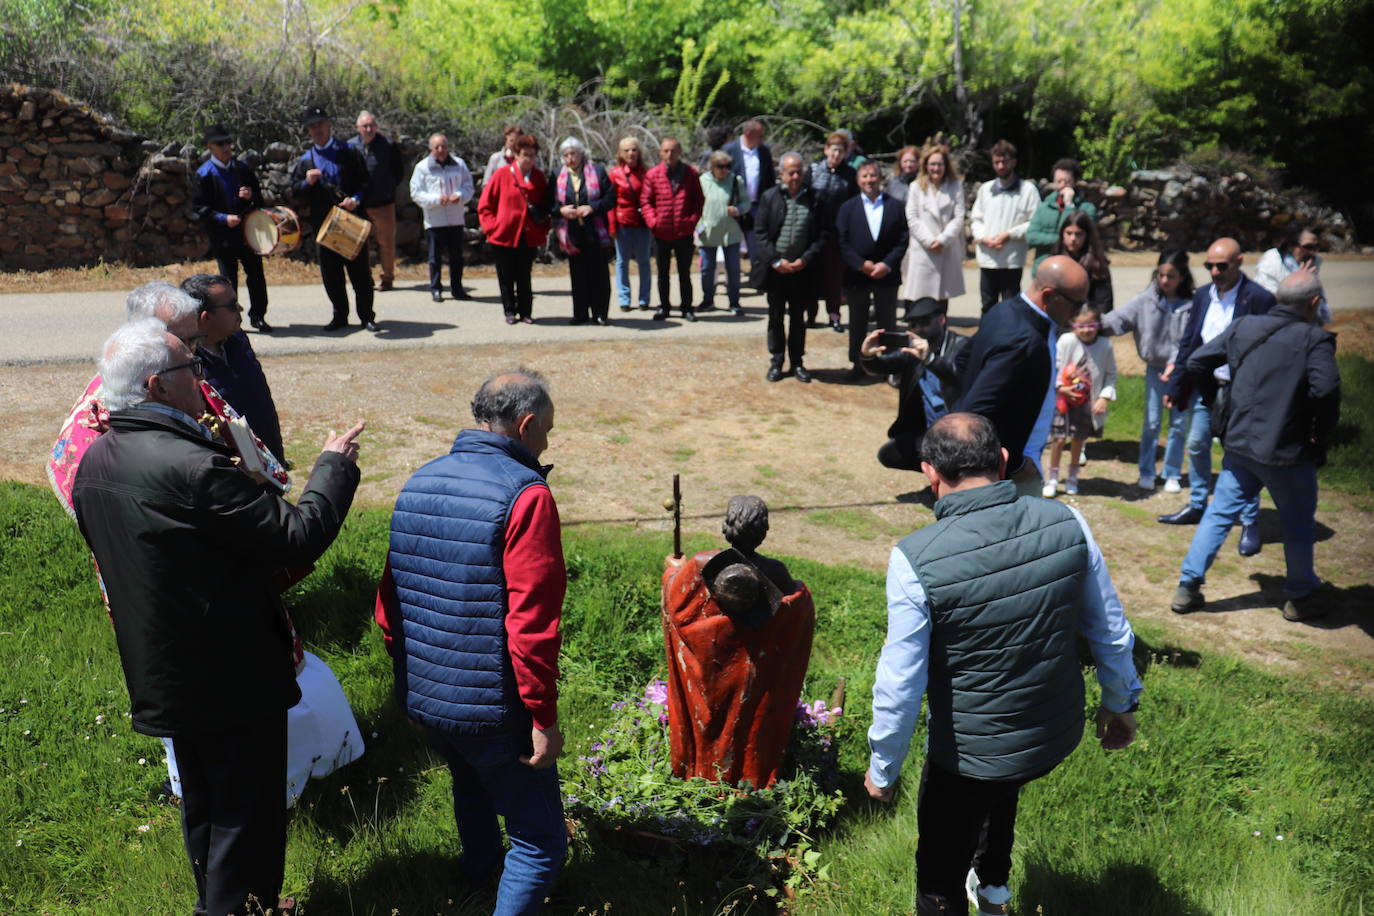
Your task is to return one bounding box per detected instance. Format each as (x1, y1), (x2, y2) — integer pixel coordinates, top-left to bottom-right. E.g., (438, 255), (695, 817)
(900, 145), (966, 306)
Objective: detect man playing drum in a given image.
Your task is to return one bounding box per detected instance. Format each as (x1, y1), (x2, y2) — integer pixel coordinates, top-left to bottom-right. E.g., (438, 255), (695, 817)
(190, 123), (273, 332)
(290, 105), (379, 333)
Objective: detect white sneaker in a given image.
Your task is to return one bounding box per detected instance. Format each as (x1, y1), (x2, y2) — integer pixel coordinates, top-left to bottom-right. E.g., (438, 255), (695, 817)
(1137, 475), (1156, 490)
(1164, 478), (1181, 493)
(1042, 480), (1058, 498)
(967, 868), (1011, 915)
(1065, 477), (1079, 495)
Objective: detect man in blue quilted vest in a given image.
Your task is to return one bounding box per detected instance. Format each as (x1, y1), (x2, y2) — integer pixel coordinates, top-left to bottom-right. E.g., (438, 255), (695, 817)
(377, 368), (566, 914)
(864, 412), (1142, 916)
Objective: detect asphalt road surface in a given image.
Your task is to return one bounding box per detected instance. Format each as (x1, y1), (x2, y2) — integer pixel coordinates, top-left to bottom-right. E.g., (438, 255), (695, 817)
(2, 260), (1370, 366)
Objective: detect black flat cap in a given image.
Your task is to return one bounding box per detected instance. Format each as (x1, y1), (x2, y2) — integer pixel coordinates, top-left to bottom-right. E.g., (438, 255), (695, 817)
(301, 105), (330, 127)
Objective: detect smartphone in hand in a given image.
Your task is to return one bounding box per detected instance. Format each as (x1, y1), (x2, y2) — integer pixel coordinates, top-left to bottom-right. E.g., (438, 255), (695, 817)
(878, 330), (912, 352)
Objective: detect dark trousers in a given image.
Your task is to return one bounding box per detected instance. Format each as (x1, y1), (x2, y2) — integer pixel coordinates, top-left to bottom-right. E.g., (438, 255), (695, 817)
(319, 244), (374, 323)
(427, 226), (465, 294)
(172, 713), (287, 916)
(846, 278), (900, 365)
(979, 268), (1022, 314)
(810, 238), (845, 322)
(915, 761), (1038, 913)
(766, 270), (815, 367)
(492, 243), (535, 318)
(877, 435), (923, 471)
(214, 247), (269, 321)
(655, 236), (694, 311)
(568, 250), (611, 321)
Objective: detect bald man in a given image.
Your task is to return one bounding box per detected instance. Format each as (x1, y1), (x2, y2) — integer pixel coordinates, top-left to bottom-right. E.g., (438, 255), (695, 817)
(1159, 238), (1275, 553)
(954, 256), (1090, 496)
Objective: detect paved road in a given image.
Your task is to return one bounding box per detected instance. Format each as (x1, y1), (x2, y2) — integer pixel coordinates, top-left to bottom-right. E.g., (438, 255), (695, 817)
(2, 260), (1370, 366)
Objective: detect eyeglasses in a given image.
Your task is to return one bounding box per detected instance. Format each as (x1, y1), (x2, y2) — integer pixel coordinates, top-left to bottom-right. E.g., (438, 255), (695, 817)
(203, 300), (242, 312)
(1049, 288), (1087, 309)
(156, 357), (204, 378)
(1204, 261), (1233, 272)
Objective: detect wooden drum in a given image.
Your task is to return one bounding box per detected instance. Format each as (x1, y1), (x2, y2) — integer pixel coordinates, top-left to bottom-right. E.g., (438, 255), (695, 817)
(242, 206), (302, 256)
(316, 205), (371, 260)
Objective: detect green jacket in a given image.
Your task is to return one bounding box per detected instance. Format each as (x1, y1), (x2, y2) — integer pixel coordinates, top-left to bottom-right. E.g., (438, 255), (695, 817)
(896, 480), (1088, 781)
(1027, 192), (1098, 267)
(73, 406), (359, 737)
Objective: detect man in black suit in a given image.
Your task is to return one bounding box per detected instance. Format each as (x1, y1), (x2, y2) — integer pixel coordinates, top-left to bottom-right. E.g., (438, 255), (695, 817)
(724, 119), (774, 257)
(750, 153), (827, 383)
(859, 297), (969, 470)
(955, 256), (1090, 495)
(838, 161), (908, 380)
(190, 124), (272, 331)
(1158, 237), (1276, 552)
(290, 104), (377, 333)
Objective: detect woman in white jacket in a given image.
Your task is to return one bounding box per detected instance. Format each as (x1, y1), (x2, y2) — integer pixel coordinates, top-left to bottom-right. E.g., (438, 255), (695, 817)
(900, 145), (965, 308)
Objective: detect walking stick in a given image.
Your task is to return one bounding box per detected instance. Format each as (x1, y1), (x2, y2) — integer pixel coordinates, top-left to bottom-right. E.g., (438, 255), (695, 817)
(663, 472), (682, 559)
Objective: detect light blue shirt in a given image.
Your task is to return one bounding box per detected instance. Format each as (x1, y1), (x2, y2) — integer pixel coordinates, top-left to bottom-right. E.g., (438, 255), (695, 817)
(1202, 280), (1240, 381)
(867, 502), (1142, 788)
(862, 192), (885, 241)
(1020, 292), (1058, 473)
(140, 400), (214, 440)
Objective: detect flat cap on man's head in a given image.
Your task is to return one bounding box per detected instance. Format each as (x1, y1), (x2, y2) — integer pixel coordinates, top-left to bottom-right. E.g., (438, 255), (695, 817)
(905, 297), (944, 322)
(202, 123), (234, 145)
(301, 105), (330, 127)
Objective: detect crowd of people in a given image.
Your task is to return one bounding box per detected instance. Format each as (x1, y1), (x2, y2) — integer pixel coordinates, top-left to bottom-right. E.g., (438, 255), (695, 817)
(57, 110), (1347, 916)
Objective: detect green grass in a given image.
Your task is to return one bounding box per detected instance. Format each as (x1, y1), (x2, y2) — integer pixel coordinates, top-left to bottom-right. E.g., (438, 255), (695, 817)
(2, 481), (1371, 914)
(1102, 355), (1372, 495)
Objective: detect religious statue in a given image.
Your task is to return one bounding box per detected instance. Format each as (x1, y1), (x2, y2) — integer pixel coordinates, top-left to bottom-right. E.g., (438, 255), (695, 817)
(660, 494), (816, 788)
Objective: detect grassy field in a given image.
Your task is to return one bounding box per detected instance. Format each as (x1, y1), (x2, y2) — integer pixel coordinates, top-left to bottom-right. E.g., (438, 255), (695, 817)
(2, 480), (1371, 915)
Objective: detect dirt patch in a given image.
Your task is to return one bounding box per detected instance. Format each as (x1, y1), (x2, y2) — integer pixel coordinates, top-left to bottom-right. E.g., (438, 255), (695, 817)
(3, 314), (1372, 689)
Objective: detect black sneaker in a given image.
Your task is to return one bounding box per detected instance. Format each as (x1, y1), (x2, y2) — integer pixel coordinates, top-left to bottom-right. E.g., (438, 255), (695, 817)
(1171, 583), (1204, 614)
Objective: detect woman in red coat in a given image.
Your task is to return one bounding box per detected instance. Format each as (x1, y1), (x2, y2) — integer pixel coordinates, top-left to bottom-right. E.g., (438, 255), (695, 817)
(478, 134), (551, 324)
(608, 136), (652, 312)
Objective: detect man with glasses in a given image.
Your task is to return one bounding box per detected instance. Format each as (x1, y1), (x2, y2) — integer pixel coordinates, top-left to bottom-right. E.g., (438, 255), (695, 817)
(190, 123), (272, 331)
(182, 273), (286, 466)
(1160, 238), (1275, 557)
(350, 111), (405, 294)
(954, 256), (1090, 496)
(72, 317), (363, 916)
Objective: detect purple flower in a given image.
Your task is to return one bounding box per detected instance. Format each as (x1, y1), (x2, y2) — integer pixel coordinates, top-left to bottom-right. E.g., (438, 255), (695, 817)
(644, 679), (668, 706)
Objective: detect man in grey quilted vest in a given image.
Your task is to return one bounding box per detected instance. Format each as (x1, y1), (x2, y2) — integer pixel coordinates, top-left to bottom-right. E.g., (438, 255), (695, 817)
(864, 412), (1142, 915)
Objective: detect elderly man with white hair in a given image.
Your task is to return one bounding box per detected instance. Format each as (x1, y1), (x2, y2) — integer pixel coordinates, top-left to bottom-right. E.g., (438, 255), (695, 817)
(72, 318), (365, 916)
(553, 136), (615, 325)
(409, 133), (476, 302)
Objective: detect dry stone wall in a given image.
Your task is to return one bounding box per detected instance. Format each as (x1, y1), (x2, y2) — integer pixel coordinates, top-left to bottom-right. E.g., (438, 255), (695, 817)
(0, 83), (1362, 273)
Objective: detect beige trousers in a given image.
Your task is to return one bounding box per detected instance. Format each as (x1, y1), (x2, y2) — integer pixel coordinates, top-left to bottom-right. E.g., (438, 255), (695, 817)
(366, 203), (397, 282)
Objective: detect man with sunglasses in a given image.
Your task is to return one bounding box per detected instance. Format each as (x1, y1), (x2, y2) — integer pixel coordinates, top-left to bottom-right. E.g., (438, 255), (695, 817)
(190, 123), (272, 331)
(954, 256), (1090, 497)
(1160, 238), (1275, 556)
(72, 318), (364, 916)
(182, 273), (286, 466)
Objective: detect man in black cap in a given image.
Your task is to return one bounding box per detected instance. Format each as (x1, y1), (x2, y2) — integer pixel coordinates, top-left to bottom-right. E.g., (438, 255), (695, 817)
(290, 105), (378, 333)
(859, 296), (968, 471)
(190, 124), (273, 331)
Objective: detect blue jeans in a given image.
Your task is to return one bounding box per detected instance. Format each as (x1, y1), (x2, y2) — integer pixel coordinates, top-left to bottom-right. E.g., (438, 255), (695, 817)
(424, 727), (567, 916)
(1180, 453), (1320, 599)
(613, 226), (652, 307)
(700, 241), (741, 307)
(1141, 365), (1187, 480)
(1184, 392), (1259, 525)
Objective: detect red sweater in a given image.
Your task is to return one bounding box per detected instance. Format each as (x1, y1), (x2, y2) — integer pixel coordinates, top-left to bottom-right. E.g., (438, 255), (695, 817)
(640, 162), (704, 241)
(477, 162), (551, 248)
(375, 484), (565, 729)
(607, 163), (648, 233)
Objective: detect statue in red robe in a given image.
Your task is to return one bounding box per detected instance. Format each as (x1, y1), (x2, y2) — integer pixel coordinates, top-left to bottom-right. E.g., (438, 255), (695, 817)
(660, 496), (815, 788)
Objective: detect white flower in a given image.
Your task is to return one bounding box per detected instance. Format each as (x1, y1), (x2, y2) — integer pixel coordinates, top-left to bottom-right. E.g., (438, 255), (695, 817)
(95, 714), (105, 724)
(22, 730), (30, 736)
(136, 824), (150, 833)
(1276, 835), (1285, 841)
(137, 758), (147, 766)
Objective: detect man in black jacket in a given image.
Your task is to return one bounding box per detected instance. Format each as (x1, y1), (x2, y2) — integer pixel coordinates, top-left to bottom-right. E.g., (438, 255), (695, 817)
(859, 297), (968, 470)
(838, 161), (908, 380)
(1158, 237), (1275, 549)
(1173, 272), (1340, 621)
(724, 119), (774, 257)
(349, 111), (405, 292)
(73, 319), (363, 916)
(751, 153), (828, 382)
(290, 104), (377, 332)
(190, 124), (272, 331)
(954, 256), (1089, 495)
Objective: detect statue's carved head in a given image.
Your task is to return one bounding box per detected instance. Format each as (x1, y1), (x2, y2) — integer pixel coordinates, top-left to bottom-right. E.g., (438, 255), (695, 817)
(722, 495), (769, 554)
